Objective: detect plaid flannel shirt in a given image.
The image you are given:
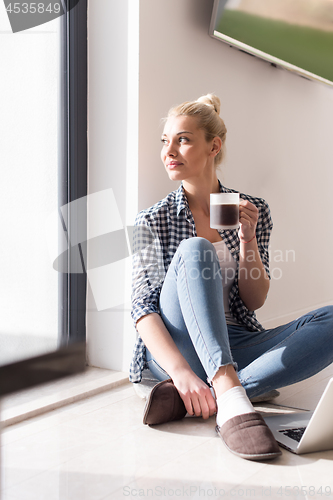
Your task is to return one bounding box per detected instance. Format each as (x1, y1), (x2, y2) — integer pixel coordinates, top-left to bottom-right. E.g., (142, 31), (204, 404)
(129, 181), (273, 383)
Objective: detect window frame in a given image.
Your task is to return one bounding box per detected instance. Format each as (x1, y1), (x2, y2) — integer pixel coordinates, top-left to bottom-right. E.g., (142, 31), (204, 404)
(59, 0), (88, 345)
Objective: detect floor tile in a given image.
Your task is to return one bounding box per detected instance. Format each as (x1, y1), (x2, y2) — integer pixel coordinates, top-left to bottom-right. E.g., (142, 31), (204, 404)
(2, 423), (210, 500)
(2, 373), (333, 500)
(62, 384), (135, 416)
(1, 422), (115, 491)
(238, 450), (333, 499)
(101, 425), (270, 500)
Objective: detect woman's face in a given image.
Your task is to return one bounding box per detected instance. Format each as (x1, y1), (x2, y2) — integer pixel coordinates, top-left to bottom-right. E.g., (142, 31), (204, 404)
(161, 115), (216, 182)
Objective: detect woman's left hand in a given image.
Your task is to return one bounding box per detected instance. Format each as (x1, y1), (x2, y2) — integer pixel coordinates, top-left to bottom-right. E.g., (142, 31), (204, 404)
(238, 200), (258, 242)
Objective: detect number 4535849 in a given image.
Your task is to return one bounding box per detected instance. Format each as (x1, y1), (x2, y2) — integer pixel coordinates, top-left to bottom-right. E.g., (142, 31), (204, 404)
(6, 3), (62, 14)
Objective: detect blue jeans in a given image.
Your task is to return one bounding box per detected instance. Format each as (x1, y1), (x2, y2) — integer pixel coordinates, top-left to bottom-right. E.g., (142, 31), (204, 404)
(146, 237), (333, 399)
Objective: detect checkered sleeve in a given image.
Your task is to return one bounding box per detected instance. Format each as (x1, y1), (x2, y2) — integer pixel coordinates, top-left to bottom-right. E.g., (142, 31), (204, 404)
(255, 198), (273, 280)
(130, 211), (165, 327)
(228, 193), (273, 331)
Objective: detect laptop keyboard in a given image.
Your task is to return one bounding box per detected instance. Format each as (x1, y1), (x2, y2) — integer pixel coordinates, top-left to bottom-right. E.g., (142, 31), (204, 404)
(278, 427), (306, 442)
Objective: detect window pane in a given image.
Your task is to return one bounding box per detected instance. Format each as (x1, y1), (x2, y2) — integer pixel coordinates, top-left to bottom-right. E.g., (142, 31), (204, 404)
(0, 9), (60, 365)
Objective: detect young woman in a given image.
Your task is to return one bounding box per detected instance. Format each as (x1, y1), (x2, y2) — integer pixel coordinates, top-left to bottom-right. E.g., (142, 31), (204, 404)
(130, 94), (333, 460)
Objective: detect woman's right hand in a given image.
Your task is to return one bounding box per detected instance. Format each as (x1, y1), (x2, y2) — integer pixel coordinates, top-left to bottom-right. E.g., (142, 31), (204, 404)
(171, 368), (217, 420)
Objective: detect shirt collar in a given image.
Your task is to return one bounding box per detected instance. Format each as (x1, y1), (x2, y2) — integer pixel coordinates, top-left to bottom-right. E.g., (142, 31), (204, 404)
(218, 179), (231, 193)
(175, 183), (190, 217)
(176, 180), (230, 217)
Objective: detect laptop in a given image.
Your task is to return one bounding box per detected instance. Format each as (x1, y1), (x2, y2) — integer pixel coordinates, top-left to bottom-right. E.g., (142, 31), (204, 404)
(263, 378), (333, 454)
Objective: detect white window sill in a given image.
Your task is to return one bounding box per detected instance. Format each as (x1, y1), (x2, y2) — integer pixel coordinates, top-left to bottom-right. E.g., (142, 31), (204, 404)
(0, 367), (129, 427)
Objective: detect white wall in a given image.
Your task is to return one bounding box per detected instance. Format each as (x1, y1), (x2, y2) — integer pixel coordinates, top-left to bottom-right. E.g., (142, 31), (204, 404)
(138, 0), (333, 329)
(87, 0), (333, 372)
(87, 0), (139, 370)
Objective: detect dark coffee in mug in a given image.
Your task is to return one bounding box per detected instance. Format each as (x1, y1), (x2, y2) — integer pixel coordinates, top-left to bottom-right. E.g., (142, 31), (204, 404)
(210, 192), (240, 230)
(210, 204), (239, 227)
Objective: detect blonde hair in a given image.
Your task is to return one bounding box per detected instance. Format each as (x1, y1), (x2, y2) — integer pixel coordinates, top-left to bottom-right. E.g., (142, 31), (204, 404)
(167, 93), (227, 167)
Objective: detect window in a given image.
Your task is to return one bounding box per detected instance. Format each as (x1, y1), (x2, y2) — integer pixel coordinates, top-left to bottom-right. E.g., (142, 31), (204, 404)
(0, 0), (87, 395)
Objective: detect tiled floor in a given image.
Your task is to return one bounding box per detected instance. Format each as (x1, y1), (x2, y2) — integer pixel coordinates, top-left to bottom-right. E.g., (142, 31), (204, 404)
(1, 365), (333, 500)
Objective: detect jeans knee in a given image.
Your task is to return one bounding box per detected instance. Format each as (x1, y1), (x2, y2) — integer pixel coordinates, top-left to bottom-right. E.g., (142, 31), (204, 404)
(322, 305), (333, 324)
(178, 237), (216, 265)
(312, 306), (333, 345)
(179, 237), (213, 251)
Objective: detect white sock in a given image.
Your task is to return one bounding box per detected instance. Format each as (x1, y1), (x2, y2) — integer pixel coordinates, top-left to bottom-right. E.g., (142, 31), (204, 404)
(216, 386), (255, 428)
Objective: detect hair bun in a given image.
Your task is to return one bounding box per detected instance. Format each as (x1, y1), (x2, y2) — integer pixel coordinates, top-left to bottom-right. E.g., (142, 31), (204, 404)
(196, 94), (221, 115)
